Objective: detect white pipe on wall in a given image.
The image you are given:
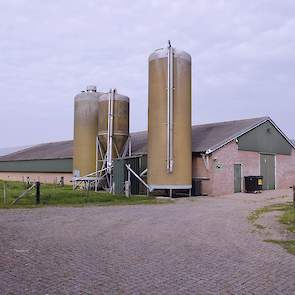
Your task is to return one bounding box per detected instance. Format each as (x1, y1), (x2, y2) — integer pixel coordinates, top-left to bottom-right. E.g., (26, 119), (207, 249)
(167, 40), (174, 173)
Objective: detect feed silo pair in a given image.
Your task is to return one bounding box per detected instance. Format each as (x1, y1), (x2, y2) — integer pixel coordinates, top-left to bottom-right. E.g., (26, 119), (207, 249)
(147, 42), (192, 193)
(73, 87), (129, 180)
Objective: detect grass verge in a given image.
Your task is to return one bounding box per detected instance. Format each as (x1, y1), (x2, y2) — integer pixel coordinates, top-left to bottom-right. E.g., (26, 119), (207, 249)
(265, 240), (295, 255)
(279, 206), (295, 233)
(0, 180), (172, 208)
(248, 203), (289, 229)
(248, 201), (295, 255)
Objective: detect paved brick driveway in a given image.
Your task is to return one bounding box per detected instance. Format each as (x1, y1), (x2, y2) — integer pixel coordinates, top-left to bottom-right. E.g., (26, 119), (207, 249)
(1, 189), (295, 294)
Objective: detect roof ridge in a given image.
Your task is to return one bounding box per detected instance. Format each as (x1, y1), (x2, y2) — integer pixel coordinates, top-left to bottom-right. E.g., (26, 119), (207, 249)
(130, 116), (270, 134)
(34, 139), (73, 146)
(192, 116), (269, 128)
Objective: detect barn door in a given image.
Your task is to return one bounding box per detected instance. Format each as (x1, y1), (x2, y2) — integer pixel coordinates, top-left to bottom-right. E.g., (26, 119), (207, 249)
(234, 164), (242, 193)
(260, 154), (275, 190)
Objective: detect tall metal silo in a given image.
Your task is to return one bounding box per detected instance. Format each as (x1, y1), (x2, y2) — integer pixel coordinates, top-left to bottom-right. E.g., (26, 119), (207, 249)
(97, 89), (130, 170)
(147, 42), (192, 191)
(73, 85), (103, 177)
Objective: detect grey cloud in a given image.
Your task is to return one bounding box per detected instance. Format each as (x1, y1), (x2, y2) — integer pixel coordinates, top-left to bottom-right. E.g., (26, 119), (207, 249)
(0, 0), (294, 147)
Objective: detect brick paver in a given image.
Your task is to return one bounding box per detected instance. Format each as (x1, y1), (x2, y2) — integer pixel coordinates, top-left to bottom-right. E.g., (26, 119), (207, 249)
(1, 189), (295, 294)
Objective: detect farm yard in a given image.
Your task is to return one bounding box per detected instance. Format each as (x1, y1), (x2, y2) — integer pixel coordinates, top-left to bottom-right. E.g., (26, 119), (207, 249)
(1, 188), (295, 294)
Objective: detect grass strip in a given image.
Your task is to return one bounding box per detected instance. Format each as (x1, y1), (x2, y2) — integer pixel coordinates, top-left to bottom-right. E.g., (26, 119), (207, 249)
(0, 180), (171, 208)
(279, 207), (295, 233)
(248, 201), (295, 255)
(265, 239), (295, 255)
(248, 203), (290, 228)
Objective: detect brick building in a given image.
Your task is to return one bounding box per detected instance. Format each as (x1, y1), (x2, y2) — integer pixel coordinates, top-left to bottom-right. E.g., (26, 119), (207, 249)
(190, 117), (295, 196)
(0, 116), (294, 196)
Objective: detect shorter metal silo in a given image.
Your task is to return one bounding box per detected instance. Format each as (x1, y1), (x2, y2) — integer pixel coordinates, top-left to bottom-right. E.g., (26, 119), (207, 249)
(97, 89), (130, 170)
(73, 85), (103, 178)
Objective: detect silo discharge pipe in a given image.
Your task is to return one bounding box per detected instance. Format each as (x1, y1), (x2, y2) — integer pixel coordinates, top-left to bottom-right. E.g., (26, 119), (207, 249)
(107, 89), (115, 173)
(125, 164), (152, 192)
(167, 40), (174, 173)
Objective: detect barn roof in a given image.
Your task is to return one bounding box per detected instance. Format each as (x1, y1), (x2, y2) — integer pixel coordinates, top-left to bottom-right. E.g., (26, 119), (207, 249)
(0, 116), (292, 161)
(193, 116), (272, 154)
(0, 145), (32, 156)
(131, 116), (276, 154)
(0, 140), (73, 161)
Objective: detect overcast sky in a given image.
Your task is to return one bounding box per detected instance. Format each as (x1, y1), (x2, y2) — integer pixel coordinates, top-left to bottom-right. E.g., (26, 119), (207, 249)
(0, 0), (295, 147)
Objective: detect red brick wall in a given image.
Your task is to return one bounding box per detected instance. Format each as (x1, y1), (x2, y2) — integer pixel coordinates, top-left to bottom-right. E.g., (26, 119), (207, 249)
(276, 149), (295, 189)
(210, 141), (260, 196)
(193, 141), (260, 196)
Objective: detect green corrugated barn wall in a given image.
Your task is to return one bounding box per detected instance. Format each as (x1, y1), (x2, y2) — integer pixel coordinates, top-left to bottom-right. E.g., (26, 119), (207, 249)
(0, 159), (73, 173)
(238, 121), (292, 155)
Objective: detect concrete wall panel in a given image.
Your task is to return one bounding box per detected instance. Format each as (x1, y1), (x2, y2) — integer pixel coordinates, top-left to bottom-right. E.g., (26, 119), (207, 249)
(0, 172), (73, 184)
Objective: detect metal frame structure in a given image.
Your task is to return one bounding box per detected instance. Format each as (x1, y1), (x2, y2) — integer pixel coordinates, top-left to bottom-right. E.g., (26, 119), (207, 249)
(95, 134), (132, 192)
(94, 88), (132, 193)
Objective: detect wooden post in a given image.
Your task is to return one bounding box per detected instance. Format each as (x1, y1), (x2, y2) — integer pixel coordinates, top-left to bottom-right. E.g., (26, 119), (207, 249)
(60, 176), (64, 187)
(36, 181), (40, 205)
(293, 185), (295, 208)
(125, 181), (130, 197)
(26, 177), (30, 188)
(3, 182), (7, 205)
